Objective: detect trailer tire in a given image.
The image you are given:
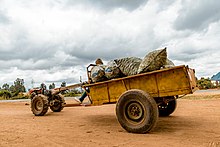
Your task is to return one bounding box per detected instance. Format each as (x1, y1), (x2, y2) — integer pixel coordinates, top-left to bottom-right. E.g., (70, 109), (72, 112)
(50, 94), (65, 112)
(31, 94), (48, 116)
(116, 89), (158, 134)
(158, 97), (176, 116)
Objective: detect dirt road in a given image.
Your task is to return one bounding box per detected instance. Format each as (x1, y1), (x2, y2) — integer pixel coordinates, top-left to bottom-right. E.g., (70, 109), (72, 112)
(0, 92), (220, 147)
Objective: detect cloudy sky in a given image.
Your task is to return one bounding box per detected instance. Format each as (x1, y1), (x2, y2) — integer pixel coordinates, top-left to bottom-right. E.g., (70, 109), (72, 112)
(0, 0), (220, 89)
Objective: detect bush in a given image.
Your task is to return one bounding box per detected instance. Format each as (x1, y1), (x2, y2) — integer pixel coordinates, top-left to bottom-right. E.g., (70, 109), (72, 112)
(197, 77), (215, 89)
(11, 92), (30, 100)
(0, 90), (12, 99)
(0, 90), (29, 100)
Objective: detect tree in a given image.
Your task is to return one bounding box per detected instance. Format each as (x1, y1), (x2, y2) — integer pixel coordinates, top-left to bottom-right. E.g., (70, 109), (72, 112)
(2, 83), (10, 91)
(10, 78), (26, 93)
(14, 78), (26, 92)
(9, 85), (15, 93)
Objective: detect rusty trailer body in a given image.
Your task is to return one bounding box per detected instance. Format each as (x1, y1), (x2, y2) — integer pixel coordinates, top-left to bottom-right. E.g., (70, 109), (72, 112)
(83, 65), (197, 133)
(84, 65), (197, 105)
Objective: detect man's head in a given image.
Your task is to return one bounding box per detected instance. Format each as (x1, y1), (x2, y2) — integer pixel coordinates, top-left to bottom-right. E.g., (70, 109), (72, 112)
(95, 58), (103, 65)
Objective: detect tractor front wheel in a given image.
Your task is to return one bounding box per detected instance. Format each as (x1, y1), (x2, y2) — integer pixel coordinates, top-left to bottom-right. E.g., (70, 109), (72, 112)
(31, 94), (49, 116)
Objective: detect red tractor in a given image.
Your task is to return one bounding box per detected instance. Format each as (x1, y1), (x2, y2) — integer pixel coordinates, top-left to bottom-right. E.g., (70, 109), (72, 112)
(29, 87), (66, 116)
(29, 83), (82, 116)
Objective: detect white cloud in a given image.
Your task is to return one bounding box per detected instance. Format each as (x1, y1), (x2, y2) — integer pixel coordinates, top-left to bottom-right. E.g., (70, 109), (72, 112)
(0, 0), (220, 89)
(174, 0), (220, 30)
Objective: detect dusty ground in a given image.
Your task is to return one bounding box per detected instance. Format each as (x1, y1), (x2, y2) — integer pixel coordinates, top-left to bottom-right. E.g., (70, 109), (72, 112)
(0, 90), (220, 147)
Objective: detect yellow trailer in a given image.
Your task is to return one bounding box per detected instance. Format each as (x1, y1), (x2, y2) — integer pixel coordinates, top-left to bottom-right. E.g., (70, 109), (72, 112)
(83, 65), (197, 133)
(30, 64), (197, 134)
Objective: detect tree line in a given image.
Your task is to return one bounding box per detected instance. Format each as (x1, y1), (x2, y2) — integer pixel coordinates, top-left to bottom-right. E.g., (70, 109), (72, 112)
(197, 77), (219, 89)
(0, 78), (26, 99)
(0, 79), (82, 100)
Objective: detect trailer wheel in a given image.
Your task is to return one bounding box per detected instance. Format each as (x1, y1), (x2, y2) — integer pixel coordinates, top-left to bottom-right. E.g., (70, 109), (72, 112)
(158, 97), (176, 116)
(116, 89), (158, 134)
(31, 94), (48, 116)
(50, 94), (65, 112)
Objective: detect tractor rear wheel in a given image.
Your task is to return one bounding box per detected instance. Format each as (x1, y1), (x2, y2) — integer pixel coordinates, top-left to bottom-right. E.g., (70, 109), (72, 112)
(116, 89), (158, 134)
(50, 94), (65, 112)
(158, 97), (176, 116)
(31, 94), (49, 116)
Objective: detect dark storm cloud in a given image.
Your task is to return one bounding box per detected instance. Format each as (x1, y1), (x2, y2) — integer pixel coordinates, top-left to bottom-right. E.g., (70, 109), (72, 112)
(66, 0), (148, 11)
(174, 0), (220, 31)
